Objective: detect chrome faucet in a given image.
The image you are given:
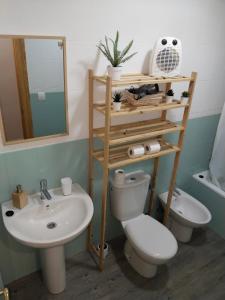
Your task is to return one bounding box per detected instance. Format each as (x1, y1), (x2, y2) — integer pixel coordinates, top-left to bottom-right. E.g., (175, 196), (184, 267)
(40, 179), (52, 200)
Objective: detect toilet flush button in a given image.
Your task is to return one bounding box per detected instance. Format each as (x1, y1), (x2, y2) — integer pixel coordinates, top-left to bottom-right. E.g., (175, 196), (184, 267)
(127, 177), (136, 183)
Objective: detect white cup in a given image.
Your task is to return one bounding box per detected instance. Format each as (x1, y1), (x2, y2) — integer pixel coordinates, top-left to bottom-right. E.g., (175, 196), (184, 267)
(61, 177), (72, 196)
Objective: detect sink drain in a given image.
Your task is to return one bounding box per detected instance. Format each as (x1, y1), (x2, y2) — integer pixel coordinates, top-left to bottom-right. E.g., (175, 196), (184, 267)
(47, 222), (57, 229)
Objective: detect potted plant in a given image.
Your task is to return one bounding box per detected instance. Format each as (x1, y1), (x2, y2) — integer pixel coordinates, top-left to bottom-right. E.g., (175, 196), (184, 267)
(181, 91), (189, 103)
(97, 31), (137, 80)
(166, 89), (174, 103)
(112, 91), (122, 111)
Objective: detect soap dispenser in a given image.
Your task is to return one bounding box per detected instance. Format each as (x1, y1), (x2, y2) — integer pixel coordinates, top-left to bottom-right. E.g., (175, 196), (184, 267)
(12, 185), (28, 209)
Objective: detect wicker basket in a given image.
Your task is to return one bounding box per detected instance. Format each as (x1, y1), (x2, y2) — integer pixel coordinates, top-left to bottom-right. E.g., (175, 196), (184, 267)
(122, 90), (164, 107)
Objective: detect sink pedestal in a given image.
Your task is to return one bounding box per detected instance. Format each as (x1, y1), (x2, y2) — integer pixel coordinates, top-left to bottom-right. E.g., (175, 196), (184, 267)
(2, 184), (94, 294)
(40, 245), (66, 294)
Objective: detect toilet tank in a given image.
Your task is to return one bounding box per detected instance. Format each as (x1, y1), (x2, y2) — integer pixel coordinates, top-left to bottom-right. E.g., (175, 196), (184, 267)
(110, 170), (150, 221)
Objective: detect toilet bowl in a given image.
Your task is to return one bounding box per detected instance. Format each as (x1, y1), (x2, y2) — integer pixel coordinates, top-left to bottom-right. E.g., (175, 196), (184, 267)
(159, 188), (212, 243)
(110, 170), (178, 278)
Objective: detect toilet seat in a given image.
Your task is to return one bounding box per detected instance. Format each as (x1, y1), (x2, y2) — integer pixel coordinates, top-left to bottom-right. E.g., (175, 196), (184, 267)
(123, 214), (178, 265)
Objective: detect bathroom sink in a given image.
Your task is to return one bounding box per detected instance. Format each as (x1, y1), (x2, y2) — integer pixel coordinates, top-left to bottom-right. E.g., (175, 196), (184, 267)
(1, 183), (93, 248)
(1, 183), (94, 294)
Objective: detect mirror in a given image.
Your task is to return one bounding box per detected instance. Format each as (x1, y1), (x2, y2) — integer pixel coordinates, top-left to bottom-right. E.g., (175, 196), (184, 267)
(0, 35), (68, 144)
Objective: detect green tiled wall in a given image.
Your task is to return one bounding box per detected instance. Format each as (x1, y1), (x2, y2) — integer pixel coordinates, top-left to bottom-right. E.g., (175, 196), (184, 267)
(0, 114), (220, 284)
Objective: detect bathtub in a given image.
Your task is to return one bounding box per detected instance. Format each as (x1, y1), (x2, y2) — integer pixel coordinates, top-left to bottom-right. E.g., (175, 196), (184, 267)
(192, 170), (225, 239)
(193, 170), (225, 198)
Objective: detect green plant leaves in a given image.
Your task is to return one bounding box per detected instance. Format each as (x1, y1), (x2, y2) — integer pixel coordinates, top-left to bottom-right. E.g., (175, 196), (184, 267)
(119, 40), (133, 60)
(97, 41), (114, 66)
(97, 31), (137, 67)
(112, 91), (122, 102)
(120, 52), (138, 64)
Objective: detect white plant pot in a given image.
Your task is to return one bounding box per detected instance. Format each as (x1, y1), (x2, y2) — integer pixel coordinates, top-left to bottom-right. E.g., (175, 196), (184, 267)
(107, 66), (122, 80)
(113, 102), (121, 112)
(166, 96), (174, 103)
(181, 96), (189, 103)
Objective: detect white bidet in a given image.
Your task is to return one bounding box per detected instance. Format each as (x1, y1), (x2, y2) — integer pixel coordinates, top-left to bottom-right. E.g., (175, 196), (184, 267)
(159, 188), (212, 242)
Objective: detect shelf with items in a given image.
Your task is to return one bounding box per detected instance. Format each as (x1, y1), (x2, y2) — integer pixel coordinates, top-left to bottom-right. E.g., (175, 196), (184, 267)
(92, 139), (180, 169)
(93, 119), (184, 146)
(94, 100), (188, 117)
(88, 68), (197, 272)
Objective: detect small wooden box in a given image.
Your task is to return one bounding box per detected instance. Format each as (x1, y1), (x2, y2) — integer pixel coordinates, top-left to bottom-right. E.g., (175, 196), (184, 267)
(12, 191), (28, 209)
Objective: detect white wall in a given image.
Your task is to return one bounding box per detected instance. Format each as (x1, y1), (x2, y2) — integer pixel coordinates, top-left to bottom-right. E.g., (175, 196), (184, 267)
(25, 39), (64, 93)
(0, 0), (225, 152)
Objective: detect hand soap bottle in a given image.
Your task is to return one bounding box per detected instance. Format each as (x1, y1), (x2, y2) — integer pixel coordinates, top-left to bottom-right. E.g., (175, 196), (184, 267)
(12, 185), (28, 209)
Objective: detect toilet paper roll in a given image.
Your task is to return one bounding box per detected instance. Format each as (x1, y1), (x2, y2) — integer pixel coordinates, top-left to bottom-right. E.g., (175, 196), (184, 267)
(97, 242), (109, 259)
(128, 145), (145, 158)
(144, 140), (161, 154)
(114, 169), (125, 185)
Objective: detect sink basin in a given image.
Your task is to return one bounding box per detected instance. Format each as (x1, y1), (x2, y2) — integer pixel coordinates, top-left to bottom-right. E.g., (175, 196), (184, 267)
(2, 183), (93, 248)
(1, 183), (94, 294)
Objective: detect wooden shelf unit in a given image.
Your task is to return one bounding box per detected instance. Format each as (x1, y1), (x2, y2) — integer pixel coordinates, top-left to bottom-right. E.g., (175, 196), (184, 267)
(88, 69), (197, 271)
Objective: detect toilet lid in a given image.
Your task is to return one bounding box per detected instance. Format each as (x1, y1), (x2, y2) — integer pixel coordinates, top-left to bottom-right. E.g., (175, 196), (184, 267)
(124, 215), (178, 264)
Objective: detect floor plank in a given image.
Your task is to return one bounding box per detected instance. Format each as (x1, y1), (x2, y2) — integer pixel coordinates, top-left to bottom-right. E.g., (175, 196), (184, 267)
(8, 228), (225, 300)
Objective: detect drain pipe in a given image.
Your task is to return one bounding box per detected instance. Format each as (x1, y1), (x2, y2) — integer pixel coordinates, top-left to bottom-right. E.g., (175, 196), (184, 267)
(0, 274), (9, 300)
(0, 288), (9, 300)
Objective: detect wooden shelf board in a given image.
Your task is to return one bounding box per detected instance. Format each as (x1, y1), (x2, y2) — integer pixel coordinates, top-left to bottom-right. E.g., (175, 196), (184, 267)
(93, 119), (184, 146)
(94, 73), (192, 86)
(94, 100), (188, 116)
(93, 139), (180, 169)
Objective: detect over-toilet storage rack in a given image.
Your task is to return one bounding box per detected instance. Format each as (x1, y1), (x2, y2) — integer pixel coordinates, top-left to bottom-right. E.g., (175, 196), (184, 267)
(88, 69), (197, 271)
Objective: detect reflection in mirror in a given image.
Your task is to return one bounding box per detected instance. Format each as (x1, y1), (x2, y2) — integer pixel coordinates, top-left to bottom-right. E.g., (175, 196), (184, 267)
(0, 36), (68, 144)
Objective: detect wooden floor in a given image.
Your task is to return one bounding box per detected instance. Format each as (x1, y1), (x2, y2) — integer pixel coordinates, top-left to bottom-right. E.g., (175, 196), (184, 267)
(9, 228), (225, 300)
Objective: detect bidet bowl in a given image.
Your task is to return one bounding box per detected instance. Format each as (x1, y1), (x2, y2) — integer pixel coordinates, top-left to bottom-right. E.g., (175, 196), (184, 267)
(1, 183), (94, 294)
(159, 188), (211, 242)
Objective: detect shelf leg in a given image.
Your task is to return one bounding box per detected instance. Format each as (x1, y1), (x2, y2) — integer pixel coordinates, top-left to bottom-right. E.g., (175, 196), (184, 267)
(98, 75), (112, 271)
(87, 69), (94, 251)
(99, 168), (109, 271)
(161, 82), (172, 121)
(148, 157), (160, 215)
(163, 151), (180, 225)
(163, 72), (197, 225)
(148, 82), (171, 215)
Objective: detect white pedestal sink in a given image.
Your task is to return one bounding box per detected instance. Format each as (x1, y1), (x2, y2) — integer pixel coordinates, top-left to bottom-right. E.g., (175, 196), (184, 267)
(1, 184), (94, 294)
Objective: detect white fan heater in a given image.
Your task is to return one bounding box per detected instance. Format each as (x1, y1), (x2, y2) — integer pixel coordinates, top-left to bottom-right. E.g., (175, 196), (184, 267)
(149, 37), (182, 77)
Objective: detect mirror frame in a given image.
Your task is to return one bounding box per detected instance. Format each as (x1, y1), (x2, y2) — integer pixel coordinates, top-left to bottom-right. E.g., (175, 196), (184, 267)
(0, 34), (69, 145)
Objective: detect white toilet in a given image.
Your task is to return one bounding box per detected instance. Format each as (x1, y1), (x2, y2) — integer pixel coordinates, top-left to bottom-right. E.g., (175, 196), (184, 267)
(159, 188), (212, 243)
(110, 170), (178, 278)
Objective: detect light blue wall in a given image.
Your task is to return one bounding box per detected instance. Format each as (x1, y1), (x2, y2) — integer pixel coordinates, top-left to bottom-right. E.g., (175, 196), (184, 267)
(30, 92), (66, 137)
(0, 114), (220, 284)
